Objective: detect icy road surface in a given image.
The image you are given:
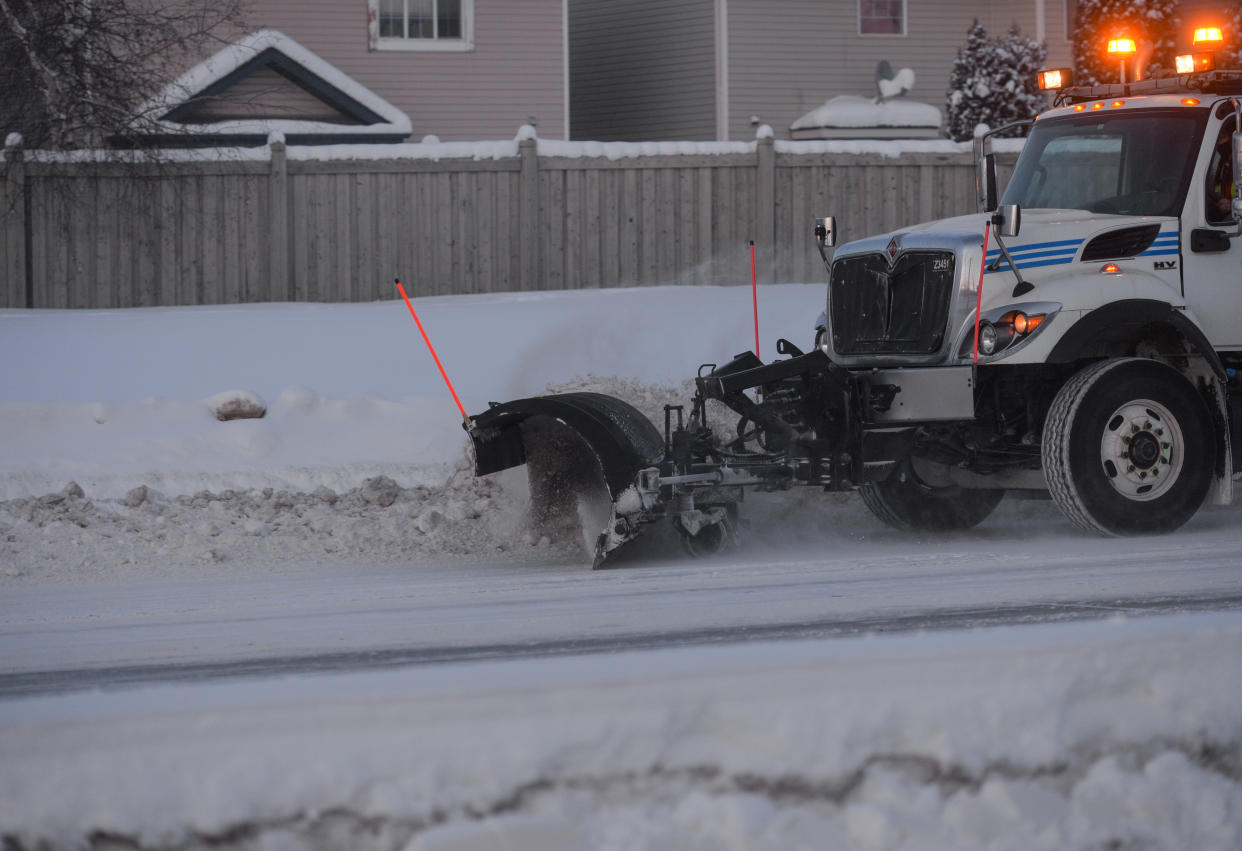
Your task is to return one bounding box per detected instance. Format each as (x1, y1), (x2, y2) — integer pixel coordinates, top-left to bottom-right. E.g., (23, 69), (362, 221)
(3, 495), (1242, 698)
(2, 532), (1241, 851)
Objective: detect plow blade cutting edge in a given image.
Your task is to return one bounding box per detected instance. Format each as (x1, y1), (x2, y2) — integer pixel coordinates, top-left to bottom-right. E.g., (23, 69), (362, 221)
(466, 392), (666, 566)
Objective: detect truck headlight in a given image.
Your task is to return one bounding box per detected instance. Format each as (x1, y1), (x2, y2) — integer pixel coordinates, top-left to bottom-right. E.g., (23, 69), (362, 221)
(960, 303), (1061, 361)
(978, 322), (999, 355)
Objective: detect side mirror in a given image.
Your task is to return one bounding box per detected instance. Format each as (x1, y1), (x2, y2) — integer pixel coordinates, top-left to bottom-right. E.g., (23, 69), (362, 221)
(977, 153), (998, 213)
(815, 216), (837, 248)
(992, 204), (1021, 237)
(1233, 130), (1242, 223)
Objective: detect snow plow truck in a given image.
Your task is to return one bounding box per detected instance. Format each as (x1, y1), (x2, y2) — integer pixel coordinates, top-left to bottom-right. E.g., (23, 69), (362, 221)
(467, 67), (1242, 567)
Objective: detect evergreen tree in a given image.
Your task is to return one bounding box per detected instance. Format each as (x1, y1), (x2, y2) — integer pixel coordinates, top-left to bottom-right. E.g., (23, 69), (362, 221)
(1223, 5), (1242, 70)
(1071, 0), (1178, 86)
(945, 21), (1047, 143)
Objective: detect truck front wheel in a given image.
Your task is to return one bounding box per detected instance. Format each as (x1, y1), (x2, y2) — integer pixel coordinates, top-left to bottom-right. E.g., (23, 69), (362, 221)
(1042, 358), (1214, 536)
(859, 472), (1004, 532)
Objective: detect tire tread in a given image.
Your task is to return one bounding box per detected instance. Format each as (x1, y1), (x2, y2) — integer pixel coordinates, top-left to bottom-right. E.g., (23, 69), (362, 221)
(1041, 359), (1122, 535)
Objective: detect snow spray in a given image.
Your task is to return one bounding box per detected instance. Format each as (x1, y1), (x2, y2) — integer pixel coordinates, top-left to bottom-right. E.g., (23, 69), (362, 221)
(394, 278), (470, 426)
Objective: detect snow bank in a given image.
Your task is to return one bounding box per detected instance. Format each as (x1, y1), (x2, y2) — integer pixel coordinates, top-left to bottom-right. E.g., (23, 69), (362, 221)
(0, 287), (822, 578)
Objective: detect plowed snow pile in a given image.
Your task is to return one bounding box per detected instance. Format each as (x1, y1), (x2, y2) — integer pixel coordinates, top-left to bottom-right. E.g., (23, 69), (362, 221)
(0, 376), (715, 579)
(0, 287), (828, 580)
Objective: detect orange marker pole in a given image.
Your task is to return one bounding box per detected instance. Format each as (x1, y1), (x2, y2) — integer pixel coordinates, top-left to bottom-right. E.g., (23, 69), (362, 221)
(750, 240), (760, 358)
(973, 224), (991, 365)
(394, 279), (470, 427)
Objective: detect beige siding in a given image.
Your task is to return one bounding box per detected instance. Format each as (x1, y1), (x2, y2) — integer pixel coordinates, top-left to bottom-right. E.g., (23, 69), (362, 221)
(727, 0), (1064, 141)
(569, 0), (716, 141)
(248, 0), (566, 140)
(187, 67), (360, 123)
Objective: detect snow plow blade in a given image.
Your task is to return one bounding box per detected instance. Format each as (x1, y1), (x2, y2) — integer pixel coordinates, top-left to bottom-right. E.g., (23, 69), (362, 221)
(467, 392), (666, 565)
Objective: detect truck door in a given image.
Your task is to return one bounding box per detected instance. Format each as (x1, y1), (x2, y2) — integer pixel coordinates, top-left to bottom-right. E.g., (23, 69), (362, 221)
(1182, 111), (1241, 349)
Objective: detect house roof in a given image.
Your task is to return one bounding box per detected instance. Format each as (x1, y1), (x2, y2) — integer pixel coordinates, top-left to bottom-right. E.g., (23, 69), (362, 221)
(133, 30), (412, 146)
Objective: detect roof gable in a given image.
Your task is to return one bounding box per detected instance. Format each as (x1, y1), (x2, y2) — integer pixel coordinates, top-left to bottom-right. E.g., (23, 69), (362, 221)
(138, 30), (411, 145)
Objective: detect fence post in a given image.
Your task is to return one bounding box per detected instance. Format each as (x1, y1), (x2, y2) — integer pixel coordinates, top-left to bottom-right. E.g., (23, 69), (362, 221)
(754, 125), (775, 284)
(268, 133), (290, 301)
(518, 126), (540, 291)
(2, 133), (29, 308)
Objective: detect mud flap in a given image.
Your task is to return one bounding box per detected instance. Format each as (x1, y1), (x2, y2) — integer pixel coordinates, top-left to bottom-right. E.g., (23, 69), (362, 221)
(467, 393), (666, 563)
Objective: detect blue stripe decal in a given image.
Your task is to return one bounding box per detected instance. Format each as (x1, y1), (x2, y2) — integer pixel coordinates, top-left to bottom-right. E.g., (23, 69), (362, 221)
(986, 238), (1083, 253)
(1142, 232), (1180, 256)
(984, 257), (1075, 273)
(983, 232), (1180, 272)
(994, 238), (1083, 250)
(987, 247), (1079, 262)
(986, 244), (1081, 255)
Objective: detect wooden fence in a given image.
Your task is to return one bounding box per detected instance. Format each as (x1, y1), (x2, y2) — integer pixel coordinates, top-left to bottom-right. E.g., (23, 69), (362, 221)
(0, 137), (1018, 309)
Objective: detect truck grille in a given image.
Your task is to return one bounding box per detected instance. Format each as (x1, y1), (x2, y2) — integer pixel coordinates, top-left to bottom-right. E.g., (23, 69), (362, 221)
(830, 251), (955, 356)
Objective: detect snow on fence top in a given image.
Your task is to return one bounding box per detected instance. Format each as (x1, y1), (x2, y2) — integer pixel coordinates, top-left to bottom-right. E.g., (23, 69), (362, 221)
(1, 129), (1026, 164)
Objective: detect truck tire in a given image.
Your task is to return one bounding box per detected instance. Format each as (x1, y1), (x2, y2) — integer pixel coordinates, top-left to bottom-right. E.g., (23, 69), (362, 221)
(859, 474), (1004, 532)
(1042, 358), (1214, 536)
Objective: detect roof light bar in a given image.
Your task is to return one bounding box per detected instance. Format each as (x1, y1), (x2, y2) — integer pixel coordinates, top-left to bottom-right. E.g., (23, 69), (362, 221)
(1175, 53), (1216, 74)
(1192, 27), (1223, 45)
(1037, 68), (1073, 90)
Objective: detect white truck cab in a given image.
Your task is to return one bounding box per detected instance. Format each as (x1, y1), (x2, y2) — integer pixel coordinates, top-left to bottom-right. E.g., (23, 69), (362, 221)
(814, 70), (1242, 537)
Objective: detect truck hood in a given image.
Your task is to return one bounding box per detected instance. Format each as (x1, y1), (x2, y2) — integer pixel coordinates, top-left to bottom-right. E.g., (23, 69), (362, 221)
(891, 209), (1180, 288)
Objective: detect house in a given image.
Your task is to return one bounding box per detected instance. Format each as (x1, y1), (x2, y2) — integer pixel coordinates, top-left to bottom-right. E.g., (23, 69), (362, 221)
(568, 0), (1076, 141)
(134, 30), (412, 146)
(239, 0), (569, 141)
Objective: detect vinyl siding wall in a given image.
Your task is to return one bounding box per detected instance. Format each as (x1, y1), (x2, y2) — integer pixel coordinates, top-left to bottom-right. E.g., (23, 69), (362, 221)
(189, 67), (356, 122)
(248, 0), (567, 140)
(569, 0), (716, 140)
(726, 0), (1072, 141)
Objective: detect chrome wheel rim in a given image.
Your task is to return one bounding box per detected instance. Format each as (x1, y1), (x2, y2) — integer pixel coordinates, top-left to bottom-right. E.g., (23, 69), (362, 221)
(1098, 398), (1183, 502)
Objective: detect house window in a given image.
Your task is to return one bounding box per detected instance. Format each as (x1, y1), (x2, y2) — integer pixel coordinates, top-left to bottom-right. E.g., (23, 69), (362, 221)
(859, 0), (905, 35)
(370, 0), (474, 51)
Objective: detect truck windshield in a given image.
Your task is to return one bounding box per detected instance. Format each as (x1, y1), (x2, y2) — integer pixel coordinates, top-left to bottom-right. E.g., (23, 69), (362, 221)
(1000, 109), (1208, 217)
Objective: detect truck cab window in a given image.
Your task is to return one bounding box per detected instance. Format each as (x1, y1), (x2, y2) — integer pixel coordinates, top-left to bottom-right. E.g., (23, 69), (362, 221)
(1206, 116), (1238, 223)
(1002, 109), (1207, 217)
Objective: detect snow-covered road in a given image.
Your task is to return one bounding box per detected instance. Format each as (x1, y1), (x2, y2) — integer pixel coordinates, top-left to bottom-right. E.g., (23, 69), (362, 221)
(3, 493), (1242, 698)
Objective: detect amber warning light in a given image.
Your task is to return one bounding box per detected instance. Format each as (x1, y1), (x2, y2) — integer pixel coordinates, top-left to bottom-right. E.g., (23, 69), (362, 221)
(1176, 53), (1216, 74)
(1037, 68), (1072, 90)
(1192, 27), (1223, 45)
(1107, 38), (1136, 55)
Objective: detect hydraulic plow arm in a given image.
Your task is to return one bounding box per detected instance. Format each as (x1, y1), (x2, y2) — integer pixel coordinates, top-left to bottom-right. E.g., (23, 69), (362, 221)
(465, 346), (860, 567)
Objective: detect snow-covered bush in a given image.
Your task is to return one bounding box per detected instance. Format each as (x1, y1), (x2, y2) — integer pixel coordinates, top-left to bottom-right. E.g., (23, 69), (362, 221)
(1223, 5), (1242, 71)
(1071, 0), (1178, 85)
(945, 21), (1047, 143)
